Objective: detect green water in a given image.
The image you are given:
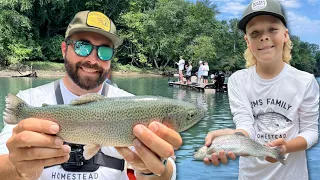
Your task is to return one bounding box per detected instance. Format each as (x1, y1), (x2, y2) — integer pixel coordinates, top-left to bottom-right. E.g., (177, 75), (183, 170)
(0, 77), (319, 179)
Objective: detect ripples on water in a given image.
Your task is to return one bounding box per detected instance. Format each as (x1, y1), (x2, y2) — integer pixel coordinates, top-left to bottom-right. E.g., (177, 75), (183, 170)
(170, 85), (239, 179)
(0, 77), (319, 179)
(0, 77), (59, 130)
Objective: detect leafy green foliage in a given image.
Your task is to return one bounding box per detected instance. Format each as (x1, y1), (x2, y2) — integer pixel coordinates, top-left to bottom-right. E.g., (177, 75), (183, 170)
(0, 9), (36, 64)
(291, 36), (317, 73)
(0, 0), (318, 75)
(41, 35), (64, 61)
(186, 36), (216, 63)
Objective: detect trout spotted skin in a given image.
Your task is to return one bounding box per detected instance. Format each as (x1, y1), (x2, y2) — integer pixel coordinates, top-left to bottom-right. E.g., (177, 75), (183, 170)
(194, 133), (286, 165)
(4, 93), (205, 148)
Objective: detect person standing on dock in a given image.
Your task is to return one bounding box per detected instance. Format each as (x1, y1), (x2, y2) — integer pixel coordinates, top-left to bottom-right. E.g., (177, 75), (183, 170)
(176, 56), (185, 83)
(196, 61), (204, 85)
(185, 62), (192, 84)
(202, 62), (209, 85)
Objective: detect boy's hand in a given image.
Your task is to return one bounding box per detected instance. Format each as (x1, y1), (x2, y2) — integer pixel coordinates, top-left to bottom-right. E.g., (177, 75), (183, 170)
(265, 138), (287, 163)
(203, 129), (237, 166)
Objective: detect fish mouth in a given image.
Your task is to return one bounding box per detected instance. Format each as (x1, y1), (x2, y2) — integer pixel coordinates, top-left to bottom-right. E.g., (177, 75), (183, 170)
(258, 45), (274, 50)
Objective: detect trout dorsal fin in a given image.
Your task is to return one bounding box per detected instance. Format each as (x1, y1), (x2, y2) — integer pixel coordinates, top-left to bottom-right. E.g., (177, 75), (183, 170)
(42, 103), (49, 107)
(70, 93), (106, 105)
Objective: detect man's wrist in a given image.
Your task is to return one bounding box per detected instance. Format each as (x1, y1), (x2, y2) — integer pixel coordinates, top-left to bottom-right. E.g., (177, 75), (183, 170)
(136, 159), (168, 177)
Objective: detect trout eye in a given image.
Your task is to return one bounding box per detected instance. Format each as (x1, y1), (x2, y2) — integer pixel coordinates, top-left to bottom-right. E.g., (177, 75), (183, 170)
(189, 113), (195, 118)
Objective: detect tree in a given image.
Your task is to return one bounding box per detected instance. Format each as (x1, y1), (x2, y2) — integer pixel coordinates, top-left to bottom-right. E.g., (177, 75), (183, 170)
(0, 9), (39, 64)
(0, 0), (318, 74)
(291, 36), (317, 73)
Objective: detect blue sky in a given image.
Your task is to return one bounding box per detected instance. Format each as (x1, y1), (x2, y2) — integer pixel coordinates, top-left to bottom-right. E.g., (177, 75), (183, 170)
(188, 0), (320, 46)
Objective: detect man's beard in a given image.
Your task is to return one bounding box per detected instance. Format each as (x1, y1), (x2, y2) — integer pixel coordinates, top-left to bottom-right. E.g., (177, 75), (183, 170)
(64, 57), (109, 90)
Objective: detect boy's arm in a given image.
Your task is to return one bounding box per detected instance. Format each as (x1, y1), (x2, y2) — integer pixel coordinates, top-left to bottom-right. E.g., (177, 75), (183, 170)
(295, 77), (319, 149)
(266, 76), (319, 163)
(202, 73), (255, 165)
(269, 76), (319, 155)
(228, 73), (255, 139)
(205, 72), (254, 147)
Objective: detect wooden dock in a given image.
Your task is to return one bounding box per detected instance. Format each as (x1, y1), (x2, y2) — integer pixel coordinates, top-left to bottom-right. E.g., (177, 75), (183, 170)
(168, 75), (227, 93)
(168, 81), (227, 93)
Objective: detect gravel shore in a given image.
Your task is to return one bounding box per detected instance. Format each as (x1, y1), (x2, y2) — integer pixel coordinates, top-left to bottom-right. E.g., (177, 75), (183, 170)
(0, 70), (163, 78)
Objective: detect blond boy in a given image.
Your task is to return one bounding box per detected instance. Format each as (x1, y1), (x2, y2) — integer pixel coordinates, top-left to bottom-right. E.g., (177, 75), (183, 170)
(203, 0), (319, 179)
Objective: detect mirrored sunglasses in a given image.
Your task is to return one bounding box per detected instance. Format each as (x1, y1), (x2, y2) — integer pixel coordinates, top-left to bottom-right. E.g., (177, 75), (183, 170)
(66, 40), (114, 61)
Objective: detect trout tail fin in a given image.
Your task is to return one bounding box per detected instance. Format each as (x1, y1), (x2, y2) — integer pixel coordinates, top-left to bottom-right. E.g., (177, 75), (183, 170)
(274, 147), (286, 165)
(3, 94), (28, 124)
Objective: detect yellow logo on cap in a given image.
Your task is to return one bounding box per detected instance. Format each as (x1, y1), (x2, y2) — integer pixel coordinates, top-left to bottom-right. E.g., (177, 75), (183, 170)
(87, 11), (111, 32)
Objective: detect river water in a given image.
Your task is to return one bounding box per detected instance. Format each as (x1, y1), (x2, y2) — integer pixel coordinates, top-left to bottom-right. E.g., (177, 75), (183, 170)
(0, 76), (319, 179)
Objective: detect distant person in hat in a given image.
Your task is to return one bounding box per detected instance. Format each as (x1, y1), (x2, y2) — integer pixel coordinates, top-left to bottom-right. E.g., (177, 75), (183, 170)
(176, 56), (185, 83)
(185, 61), (192, 84)
(0, 11), (180, 180)
(203, 0), (319, 179)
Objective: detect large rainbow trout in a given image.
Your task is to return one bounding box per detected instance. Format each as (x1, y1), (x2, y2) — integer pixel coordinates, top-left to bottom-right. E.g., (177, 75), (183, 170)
(4, 93), (205, 159)
(194, 132), (286, 165)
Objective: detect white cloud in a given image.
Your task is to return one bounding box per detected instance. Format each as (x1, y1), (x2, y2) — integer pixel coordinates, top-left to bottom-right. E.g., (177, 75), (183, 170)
(216, 0), (305, 19)
(211, 0), (320, 45)
(278, 0), (302, 9)
(210, 0), (246, 2)
(286, 11), (320, 35)
(218, 2), (247, 17)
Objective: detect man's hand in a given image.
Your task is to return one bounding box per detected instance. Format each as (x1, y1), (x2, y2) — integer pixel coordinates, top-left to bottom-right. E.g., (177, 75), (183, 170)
(116, 121), (182, 178)
(6, 118), (71, 179)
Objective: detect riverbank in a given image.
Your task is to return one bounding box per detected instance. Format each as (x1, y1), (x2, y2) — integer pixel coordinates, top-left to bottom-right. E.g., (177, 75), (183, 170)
(0, 70), (64, 77)
(0, 70), (164, 78)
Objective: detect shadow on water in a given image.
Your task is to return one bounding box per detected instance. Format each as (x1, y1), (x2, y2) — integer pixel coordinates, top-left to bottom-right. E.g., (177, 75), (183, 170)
(0, 76), (319, 179)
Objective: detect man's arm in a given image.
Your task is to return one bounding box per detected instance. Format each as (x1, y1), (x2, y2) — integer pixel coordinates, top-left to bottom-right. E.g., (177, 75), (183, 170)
(0, 154), (23, 180)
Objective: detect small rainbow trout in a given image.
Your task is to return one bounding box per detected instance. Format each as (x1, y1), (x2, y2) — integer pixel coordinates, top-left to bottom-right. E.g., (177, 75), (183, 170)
(194, 133), (286, 165)
(4, 93), (205, 159)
